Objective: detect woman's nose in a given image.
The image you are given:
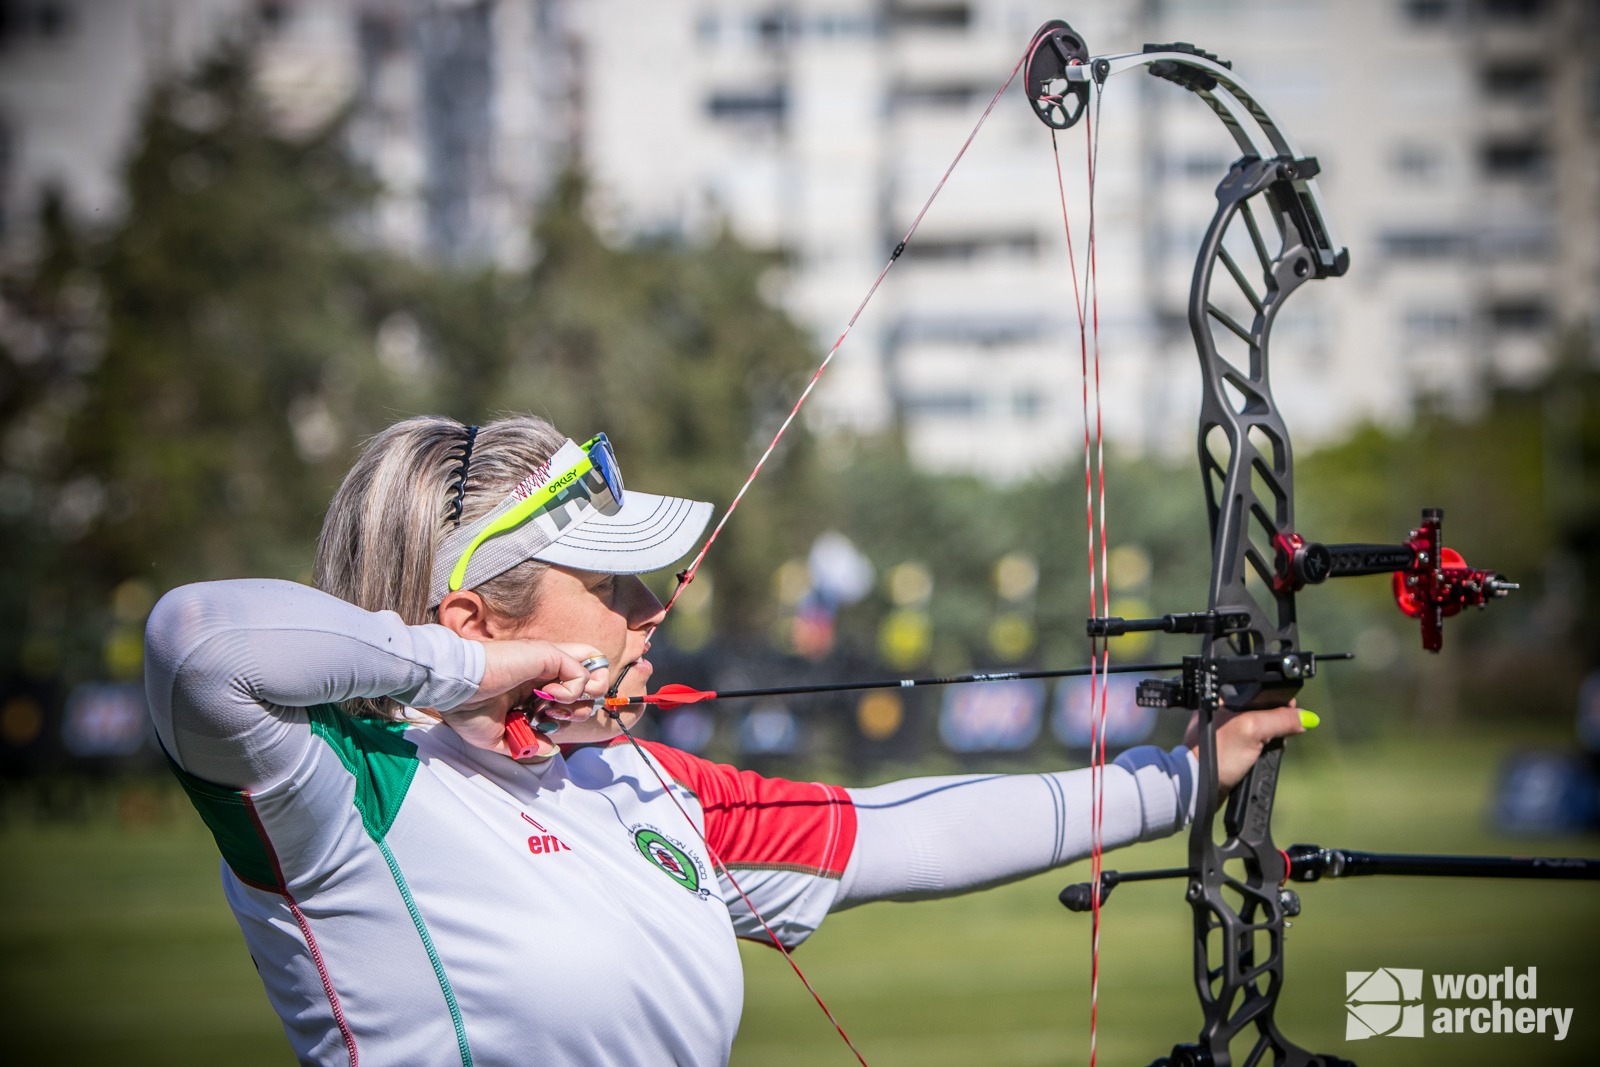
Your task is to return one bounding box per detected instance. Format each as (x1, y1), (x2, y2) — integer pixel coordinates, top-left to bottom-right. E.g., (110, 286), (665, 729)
(623, 575), (665, 629)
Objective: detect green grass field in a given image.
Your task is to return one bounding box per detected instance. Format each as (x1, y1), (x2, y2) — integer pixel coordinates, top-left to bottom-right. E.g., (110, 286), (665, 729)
(3, 730), (1596, 1065)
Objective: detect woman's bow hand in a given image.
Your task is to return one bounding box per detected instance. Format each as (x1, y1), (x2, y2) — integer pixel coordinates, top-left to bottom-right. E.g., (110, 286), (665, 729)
(1187, 702), (1317, 796)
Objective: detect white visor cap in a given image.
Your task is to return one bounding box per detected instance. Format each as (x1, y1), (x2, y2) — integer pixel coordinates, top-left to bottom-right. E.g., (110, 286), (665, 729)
(534, 489), (712, 574)
(429, 438), (713, 605)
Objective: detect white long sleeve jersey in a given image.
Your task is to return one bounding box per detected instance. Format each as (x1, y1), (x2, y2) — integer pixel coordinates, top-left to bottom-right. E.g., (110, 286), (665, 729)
(145, 580), (1196, 1066)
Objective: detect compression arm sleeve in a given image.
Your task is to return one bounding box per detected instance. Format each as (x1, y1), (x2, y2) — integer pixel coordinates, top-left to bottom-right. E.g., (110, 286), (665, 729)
(144, 579), (485, 790)
(834, 746), (1196, 908)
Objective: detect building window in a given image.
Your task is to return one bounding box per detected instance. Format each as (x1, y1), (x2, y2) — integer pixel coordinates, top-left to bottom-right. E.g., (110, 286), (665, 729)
(752, 9), (794, 46)
(1481, 0), (1549, 22)
(1400, 0), (1456, 25)
(1391, 143), (1444, 180)
(1489, 300), (1548, 332)
(810, 13), (876, 38)
(255, 1), (288, 32)
(891, 81), (980, 112)
(1480, 224), (1553, 258)
(1401, 306), (1463, 341)
(1379, 229), (1463, 259)
(1481, 140), (1549, 180)
(907, 234), (1039, 263)
(1161, 224), (1209, 258)
(704, 10), (879, 43)
(903, 391), (981, 417)
(1013, 390), (1044, 418)
(706, 86), (788, 124)
(1482, 63), (1546, 102)
(893, 315), (1047, 349)
(886, 2), (972, 31)
(1166, 151), (1233, 179)
(0, 0), (76, 44)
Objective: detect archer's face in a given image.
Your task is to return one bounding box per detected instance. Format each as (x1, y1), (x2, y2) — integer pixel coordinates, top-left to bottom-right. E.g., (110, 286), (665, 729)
(507, 565), (663, 741)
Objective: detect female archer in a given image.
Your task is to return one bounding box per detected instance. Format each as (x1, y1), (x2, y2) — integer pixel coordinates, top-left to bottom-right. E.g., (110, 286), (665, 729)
(144, 413), (1307, 1065)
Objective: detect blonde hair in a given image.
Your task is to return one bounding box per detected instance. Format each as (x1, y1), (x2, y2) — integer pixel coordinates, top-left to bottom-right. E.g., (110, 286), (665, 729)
(313, 414), (566, 718)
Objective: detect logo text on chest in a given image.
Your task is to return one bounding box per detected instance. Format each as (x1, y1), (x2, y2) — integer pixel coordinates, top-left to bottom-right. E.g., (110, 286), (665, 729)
(521, 812), (573, 856)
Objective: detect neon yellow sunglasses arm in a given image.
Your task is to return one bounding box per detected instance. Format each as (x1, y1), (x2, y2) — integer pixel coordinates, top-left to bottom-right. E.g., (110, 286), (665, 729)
(446, 455), (596, 593)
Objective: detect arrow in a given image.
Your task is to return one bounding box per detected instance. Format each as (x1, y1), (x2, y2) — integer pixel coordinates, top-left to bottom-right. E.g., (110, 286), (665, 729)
(598, 660), (1194, 710)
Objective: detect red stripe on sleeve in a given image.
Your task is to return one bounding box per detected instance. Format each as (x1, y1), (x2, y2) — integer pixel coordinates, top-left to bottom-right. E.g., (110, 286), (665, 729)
(626, 740), (857, 878)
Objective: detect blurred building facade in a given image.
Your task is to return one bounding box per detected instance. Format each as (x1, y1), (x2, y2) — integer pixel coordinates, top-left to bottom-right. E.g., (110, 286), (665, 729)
(2, 0), (1595, 471)
(573, 0), (1600, 467)
(0, 0), (580, 267)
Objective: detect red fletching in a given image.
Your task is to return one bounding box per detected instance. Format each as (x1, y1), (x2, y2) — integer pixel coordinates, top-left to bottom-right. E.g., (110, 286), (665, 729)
(646, 684), (719, 708)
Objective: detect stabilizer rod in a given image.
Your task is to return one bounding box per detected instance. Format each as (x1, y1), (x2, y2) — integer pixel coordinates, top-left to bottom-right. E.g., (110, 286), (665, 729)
(1286, 845), (1600, 882)
(1063, 846), (1599, 914)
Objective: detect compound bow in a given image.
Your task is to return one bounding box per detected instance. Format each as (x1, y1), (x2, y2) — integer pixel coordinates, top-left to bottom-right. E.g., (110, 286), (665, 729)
(1027, 20), (1593, 1067)
(583, 18), (1595, 1067)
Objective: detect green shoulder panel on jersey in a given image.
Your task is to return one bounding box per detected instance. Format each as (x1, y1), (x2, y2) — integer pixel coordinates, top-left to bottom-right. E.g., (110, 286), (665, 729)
(307, 704), (421, 841)
(308, 706), (474, 1066)
(163, 752), (280, 891)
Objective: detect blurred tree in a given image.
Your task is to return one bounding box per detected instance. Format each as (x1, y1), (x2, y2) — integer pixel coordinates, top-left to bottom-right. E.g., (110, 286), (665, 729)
(0, 190), (101, 723)
(488, 170), (825, 630)
(0, 43), (831, 700)
(820, 346), (1595, 733)
(1543, 331), (1600, 671)
(1292, 349), (1595, 728)
(0, 43), (408, 693)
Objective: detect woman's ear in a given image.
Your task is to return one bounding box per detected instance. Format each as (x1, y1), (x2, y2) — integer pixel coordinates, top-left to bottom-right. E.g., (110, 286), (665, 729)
(437, 591), (496, 640)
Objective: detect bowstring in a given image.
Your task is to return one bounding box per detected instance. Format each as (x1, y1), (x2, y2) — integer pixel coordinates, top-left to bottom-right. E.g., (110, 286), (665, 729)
(1049, 108), (1099, 1066)
(1086, 80), (1110, 1067)
(1053, 71), (1110, 1067)
(601, 33), (1051, 1065)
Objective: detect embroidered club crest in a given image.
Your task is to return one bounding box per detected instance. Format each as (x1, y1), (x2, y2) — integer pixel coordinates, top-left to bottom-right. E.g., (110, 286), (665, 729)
(632, 825), (712, 899)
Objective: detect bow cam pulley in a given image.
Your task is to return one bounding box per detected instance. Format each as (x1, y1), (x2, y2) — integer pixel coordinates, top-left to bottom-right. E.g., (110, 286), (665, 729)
(1025, 20), (1092, 129)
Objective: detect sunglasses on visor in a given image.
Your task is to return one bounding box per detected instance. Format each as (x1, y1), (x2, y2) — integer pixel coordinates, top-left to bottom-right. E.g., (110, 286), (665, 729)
(446, 433), (625, 594)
